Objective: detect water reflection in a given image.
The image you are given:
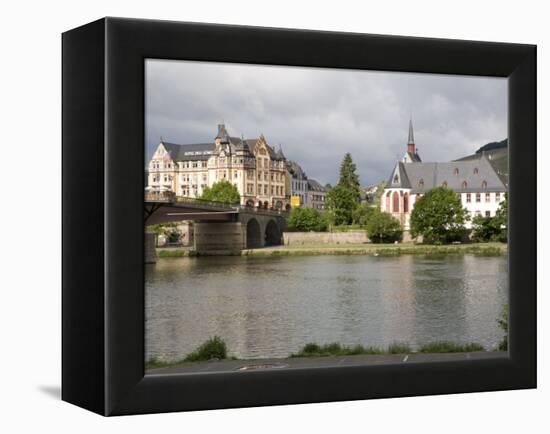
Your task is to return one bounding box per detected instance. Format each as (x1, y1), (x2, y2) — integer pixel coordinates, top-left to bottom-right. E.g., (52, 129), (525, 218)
(145, 254), (508, 361)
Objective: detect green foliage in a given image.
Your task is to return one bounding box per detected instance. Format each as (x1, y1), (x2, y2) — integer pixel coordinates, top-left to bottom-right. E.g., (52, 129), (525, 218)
(290, 342), (385, 358)
(497, 304), (508, 351)
(365, 209), (402, 243)
(372, 181), (387, 207)
(471, 215), (502, 242)
(326, 154), (362, 225)
(200, 180), (240, 204)
(147, 222), (177, 235)
(410, 187), (469, 244)
(352, 202), (377, 227)
(326, 184), (358, 225)
(184, 336), (228, 362)
(338, 153), (361, 201)
(287, 207), (329, 232)
(387, 342), (411, 354)
(495, 194), (508, 242)
(419, 341), (485, 353)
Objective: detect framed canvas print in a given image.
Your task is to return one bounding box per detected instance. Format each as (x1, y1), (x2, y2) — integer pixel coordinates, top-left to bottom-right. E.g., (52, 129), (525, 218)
(62, 17), (536, 416)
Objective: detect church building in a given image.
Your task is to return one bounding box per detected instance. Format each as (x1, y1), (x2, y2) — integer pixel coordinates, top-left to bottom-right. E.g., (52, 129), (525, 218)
(381, 120), (507, 230)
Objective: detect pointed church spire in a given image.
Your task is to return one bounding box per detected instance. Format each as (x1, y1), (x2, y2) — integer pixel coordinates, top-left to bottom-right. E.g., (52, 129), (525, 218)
(407, 118), (415, 154)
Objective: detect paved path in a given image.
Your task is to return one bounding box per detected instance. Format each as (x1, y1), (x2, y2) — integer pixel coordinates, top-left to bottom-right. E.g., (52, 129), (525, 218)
(147, 351), (507, 375)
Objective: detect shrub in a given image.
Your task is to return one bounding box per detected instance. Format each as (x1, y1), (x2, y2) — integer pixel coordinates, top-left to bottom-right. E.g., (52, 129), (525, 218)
(410, 187), (469, 244)
(287, 207), (329, 232)
(471, 215), (503, 242)
(184, 336), (227, 362)
(365, 209), (402, 243)
(352, 202), (377, 227)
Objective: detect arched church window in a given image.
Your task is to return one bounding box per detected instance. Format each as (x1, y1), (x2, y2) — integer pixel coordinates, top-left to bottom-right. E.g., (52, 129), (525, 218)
(392, 191), (400, 213)
(403, 193), (409, 213)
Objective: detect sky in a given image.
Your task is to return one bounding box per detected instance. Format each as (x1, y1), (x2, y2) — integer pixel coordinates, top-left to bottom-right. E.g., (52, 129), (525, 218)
(145, 59), (507, 186)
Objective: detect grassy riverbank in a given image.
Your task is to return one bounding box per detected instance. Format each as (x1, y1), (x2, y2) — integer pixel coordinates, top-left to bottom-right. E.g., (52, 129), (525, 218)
(146, 339), (490, 370)
(241, 242), (507, 257)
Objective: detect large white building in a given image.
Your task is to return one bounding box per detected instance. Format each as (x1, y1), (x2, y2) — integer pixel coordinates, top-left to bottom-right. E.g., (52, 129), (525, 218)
(147, 124), (287, 209)
(382, 120), (507, 229)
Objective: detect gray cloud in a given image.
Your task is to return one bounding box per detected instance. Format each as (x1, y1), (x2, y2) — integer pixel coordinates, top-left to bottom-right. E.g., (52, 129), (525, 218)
(145, 59), (507, 186)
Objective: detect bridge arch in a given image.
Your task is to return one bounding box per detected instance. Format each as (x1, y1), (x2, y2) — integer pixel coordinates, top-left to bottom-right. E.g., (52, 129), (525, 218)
(246, 218), (262, 248)
(265, 219), (282, 246)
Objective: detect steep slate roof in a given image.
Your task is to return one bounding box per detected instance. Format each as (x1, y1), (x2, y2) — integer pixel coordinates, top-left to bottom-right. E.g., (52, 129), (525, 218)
(386, 155), (506, 193)
(307, 179), (326, 192)
(162, 142), (215, 161)
(404, 151), (422, 162)
(286, 160), (307, 179)
(386, 162), (412, 189)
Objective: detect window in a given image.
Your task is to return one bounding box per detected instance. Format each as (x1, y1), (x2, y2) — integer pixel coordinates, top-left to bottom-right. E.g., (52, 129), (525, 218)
(476, 193), (481, 203)
(496, 192), (501, 201)
(393, 174), (399, 183)
(403, 193), (409, 213)
(474, 168), (479, 175)
(481, 180), (487, 189)
(485, 211), (491, 217)
(234, 172), (238, 179)
(442, 181), (448, 188)
(192, 161), (198, 168)
(418, 179), (424, 188)
(485, 192), (491, 202)
(392, 191), (400, 213)
(462, 181), (468, 189)
(466, 193), (471, 203)
(454, 168), (459, 175)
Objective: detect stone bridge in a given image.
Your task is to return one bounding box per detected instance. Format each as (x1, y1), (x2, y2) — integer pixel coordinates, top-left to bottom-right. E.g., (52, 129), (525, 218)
(145, 194), (287, 256)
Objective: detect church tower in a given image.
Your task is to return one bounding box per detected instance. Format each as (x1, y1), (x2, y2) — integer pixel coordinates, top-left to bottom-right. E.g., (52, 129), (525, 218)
(402, 118), (421, 163)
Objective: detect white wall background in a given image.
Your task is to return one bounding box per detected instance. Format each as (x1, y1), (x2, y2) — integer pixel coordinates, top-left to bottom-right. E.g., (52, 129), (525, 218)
(0, 0), (547, 432)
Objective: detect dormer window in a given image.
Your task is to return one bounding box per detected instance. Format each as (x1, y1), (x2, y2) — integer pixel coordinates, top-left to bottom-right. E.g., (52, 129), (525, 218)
(474, 168), (479, 175)
(442, 181), (448, 188)
(454, 168), (459, 175)
(418, 179), (424, 188)
(393, 174), (399, 183)
(462, 181), (468, 189)
(481, 180), (487, 189)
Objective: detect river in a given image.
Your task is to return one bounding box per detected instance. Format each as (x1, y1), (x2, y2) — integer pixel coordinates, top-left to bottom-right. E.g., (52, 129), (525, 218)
(145, 254), (508, 361)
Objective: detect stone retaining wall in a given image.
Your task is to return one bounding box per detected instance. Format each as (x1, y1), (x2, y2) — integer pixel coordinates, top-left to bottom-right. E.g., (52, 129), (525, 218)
(283, 230), (370, 245)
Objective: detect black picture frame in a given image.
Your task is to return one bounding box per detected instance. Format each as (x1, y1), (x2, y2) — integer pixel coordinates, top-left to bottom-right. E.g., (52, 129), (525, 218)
(62, 17), (536, 416)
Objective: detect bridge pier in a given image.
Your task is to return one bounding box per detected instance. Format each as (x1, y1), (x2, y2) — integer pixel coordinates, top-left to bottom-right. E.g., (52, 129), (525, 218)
(194, 222), (245, 255)
(144, 232), (157, 263)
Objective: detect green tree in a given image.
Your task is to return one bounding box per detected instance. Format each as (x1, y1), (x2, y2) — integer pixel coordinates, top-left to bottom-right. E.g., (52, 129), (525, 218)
(494, 194), (508, 242)
(410, 187), (469, 244)
(338, 153), (361, 201)
(326, 153), (362, 225)
(287, 207), (328, 232)
(326, 184), (357, 225)
(200, 180), (240, 204)
(352, 202), (377, 227)
(471, 215), (502, 242)
(365, 209), (402, 243)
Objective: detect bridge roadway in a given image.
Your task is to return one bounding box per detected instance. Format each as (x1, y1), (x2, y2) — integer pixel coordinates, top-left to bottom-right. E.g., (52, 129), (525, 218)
(145, 196), (288, 256)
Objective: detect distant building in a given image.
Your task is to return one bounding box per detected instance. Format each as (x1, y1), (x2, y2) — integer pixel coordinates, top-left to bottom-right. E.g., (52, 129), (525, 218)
(382, 120), (507, 229)
(285, 160), (309, 207)
(147, 124), (287, 209)
(307, 179), (327, 210)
